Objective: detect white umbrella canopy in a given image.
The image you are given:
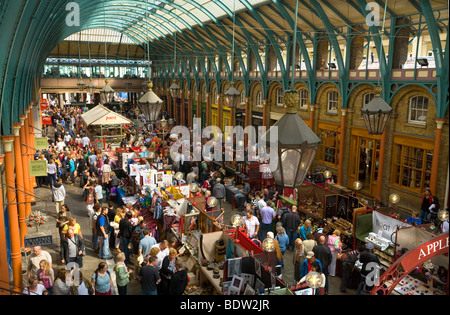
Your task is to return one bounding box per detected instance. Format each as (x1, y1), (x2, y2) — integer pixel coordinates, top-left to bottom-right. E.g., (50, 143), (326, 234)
(81, 104), (133, 126)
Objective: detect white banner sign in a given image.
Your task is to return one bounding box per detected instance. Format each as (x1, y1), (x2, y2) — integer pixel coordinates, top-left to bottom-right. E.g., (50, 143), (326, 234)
(372, 211), (411, 240)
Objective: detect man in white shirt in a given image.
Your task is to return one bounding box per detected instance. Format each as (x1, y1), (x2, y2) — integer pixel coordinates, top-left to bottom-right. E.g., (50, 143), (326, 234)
(27, 246), (53, 277)
(81, 135), (90, 148)
(151, 240), (169, 270)
(243, 210), (260, 239)
(56, 138), (66, 152)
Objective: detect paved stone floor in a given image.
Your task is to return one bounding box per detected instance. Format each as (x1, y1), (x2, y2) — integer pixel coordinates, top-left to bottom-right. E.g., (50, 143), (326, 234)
(23, 179), (356, 295)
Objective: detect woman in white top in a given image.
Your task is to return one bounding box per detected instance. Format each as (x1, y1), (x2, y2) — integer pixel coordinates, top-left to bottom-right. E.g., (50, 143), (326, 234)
(23, 275), (47, 295)
(298, 260), (326, 295)
(101, 159), (112, 184)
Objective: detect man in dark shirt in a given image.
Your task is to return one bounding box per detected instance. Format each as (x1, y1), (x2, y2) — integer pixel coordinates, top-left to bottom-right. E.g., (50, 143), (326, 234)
(119, 212), (134, 264)
(282, 205), (301, 252)
(139, 256), (161, 295)
(313, 235), (332, 294)
(357, 242), (381, 295)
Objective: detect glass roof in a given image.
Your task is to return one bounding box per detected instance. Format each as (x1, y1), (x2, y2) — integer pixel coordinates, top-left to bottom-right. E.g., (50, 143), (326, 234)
(65, 29), (136, 44)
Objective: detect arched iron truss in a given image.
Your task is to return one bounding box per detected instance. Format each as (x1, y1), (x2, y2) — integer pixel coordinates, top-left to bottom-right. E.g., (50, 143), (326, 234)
(1, 0), (448, 135)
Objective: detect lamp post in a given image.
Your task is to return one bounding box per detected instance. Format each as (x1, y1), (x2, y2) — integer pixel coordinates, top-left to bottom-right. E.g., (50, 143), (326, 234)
(230, 214), (242, 243)
(389, 192), (399, 209)
(305, 271), (323, 295)
(262, 237), (276, 272)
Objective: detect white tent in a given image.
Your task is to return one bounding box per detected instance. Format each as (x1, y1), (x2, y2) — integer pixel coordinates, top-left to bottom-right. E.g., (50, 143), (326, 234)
(81, 104), (133, 142)
(81, 104), (133, 126)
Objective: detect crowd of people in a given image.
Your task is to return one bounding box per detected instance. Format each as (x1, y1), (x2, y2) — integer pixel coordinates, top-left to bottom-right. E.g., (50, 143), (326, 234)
(23, 100), (447, 296)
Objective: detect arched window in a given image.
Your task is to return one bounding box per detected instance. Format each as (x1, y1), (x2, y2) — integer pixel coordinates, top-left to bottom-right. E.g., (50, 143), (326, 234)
(327, 91), (338, 113)
(408, 96), (428, 125)
(276, 88), (284, 106)
(256, 91), (263, 107)
(240, 90), (246, 105)
(299, 89), (308, 109)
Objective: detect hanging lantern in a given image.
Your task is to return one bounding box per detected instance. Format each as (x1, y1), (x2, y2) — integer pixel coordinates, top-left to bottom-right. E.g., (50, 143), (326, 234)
(77, 77), (86, 91)
(263, 90), (321, 188)
(87, 78), (96, 95)
(125, 80), (132, 90)
(100, 79), (115, 104)
(169, 81), (181, 98)
(324, 170), (332, 179)
(224, 81), (240, 108)
(138, 81), (163, 122)
(361, 86), (392, 135)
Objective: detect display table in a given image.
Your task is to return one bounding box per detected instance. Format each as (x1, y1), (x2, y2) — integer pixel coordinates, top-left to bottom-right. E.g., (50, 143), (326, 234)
(225, 185), (241, 204)
(391, 275), (446, 295)
(199, 265), (223, 294)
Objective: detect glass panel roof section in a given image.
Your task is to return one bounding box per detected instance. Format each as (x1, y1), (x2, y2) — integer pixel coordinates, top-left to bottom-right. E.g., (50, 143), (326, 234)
(65, 29), (135, 44)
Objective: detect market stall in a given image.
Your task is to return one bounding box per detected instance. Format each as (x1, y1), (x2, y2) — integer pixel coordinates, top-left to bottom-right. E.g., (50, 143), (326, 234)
(81, 104), (133, 145)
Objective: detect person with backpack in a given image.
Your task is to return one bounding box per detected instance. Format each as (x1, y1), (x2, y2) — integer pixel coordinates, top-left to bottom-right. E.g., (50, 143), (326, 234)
(91, 262), (113, 295)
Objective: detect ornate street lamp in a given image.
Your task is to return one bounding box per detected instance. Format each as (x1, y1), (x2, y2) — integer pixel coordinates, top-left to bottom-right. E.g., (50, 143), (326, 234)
(100, 79), (115, 105)
(138, 81), (163, 122)
(264, 90), (321, 188)
(224, 81), (240, 108)
(87, 78), (96, 95)
(361, 86), (392, 135)
(77, 77), (86, 91)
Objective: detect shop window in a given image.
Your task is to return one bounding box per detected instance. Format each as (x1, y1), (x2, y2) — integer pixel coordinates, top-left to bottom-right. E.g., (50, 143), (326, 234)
(391, 142), (433, 192)
(299, 89), (308, 110)
(276, 88), (284, 106)
(327, 91), (338, 113)
(256, 91), (263, 107)
(408, 96), (428, 125)
(317, 125), (340, 166)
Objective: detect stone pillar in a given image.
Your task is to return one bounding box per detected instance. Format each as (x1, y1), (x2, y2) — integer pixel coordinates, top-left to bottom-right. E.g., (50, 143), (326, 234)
(13, 123), (27, 248)
(337, 108), (347, 186)
(0, 155), (11, 295)
(1, 136), (23, 292)
(349, 27), (365, 70)
(392, 18), (411, 69)
(430, 119), (445, 194)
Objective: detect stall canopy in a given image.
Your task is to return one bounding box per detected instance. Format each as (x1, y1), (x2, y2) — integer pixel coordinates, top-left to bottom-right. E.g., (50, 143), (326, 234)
(81, 104), (133, 126)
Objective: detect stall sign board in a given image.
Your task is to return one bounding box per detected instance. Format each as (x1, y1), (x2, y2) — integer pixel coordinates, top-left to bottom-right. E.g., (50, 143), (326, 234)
(24, 232), (53, 247)
(372, 211), (411, 240)
(34, 137), (49, 150)
(29, 160), (48, 177)
(41, 116), (52, 126)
